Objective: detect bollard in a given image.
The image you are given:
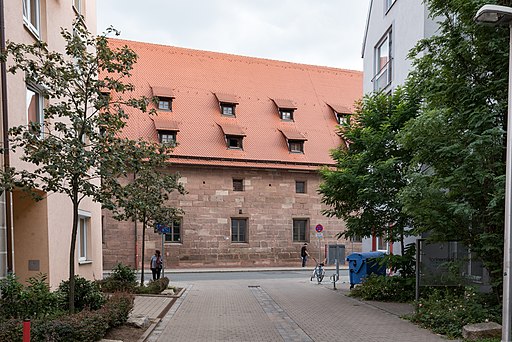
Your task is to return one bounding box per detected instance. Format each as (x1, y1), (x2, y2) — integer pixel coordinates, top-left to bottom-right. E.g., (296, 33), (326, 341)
(23, 319), (30, 342)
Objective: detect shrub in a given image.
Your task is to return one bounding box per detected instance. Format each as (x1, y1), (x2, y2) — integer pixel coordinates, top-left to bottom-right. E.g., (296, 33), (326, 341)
(0, 292), (134, 342)
(58, 276), (106, 311)
(97, 263), (137, 293)
(0, 273), (63, 319)
(410, 287), (501, 338)
(134, 277), (170, 294)
(349, 274), (415, 302)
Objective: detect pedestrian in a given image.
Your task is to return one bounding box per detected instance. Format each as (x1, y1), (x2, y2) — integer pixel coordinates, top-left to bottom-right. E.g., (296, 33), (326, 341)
(301, 243), (309, 267)
(150, 250), (162, 280)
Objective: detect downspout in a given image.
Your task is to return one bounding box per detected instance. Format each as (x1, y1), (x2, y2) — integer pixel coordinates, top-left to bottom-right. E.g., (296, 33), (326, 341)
(0, 0), (13, 274)
(134, 172), (138, 270)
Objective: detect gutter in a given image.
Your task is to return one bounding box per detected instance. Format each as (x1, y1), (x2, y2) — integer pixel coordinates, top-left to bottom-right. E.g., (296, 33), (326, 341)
(0, 0), (13, 273)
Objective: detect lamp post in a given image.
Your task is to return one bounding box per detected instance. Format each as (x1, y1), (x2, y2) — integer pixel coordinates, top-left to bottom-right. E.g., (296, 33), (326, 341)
(475, 5), (512, 342)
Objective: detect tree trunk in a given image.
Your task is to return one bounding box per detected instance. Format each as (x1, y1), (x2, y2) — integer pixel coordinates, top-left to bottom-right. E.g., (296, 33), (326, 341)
(68, 193), (79, 314)
(140, 212), (146, 286)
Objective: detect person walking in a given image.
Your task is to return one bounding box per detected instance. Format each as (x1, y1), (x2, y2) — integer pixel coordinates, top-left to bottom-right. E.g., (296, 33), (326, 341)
(150, 250), (163, 280)
(301, 243), (309, 267)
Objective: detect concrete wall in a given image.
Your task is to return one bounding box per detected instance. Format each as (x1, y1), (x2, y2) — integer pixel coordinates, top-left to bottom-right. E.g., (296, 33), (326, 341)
(103, 165), (361, 269)
(3, 0), (101, 287)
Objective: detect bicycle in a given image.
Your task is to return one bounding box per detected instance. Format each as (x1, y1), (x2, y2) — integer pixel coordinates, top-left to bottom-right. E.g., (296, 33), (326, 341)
(310, 258), (325, 284)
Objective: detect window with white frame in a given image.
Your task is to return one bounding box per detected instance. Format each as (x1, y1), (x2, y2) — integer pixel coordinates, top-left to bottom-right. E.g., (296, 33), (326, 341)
(78, 211), (91, 262)
(22, 0), (41, 37)
(385, 0), (396, 12)
(164, 219), (182, 243)
(73, 0), (82, 14)
(26, 86), (44, 137)
(374, 30), (392, 91)
(376, 236), (388, 252)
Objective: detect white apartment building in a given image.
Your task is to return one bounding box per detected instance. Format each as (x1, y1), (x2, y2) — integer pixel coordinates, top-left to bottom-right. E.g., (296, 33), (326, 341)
(360, 0), (437, 254)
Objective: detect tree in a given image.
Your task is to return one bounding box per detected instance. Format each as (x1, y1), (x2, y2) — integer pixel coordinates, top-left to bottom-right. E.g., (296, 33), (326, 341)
(102, 140), (185, 286)
(0, 21), (170, 312)
(399, 0), (512, 288)
(319, 88), (418, 254)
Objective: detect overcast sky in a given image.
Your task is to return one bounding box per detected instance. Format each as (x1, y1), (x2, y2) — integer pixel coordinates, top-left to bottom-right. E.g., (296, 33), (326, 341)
(96, 1), (369, 71)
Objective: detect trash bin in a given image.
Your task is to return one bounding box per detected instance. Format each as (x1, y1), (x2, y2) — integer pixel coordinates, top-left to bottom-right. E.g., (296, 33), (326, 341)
(346, 251), (386, 288)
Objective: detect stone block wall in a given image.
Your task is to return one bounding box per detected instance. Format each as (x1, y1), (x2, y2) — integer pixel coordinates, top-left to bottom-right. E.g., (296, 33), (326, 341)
(102, 165), (361, 269)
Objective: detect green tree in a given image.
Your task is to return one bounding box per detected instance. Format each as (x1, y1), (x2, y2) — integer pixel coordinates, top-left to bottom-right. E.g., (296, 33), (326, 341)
(399, 0), (512, 288)
(102, 140), (185, 286)
(0, 21), (166, 312)
(319, 88), (418, 253)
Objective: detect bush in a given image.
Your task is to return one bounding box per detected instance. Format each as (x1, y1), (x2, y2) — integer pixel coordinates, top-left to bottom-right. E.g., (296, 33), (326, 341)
(97, 263), (137, 293)
(58, 276), (106, 311)
(134, 277), (170, 294)
(0, 292), (134, 342)
(410, 287), (501, 338)
(0, 273), (63, 319)
(349, 274), (415, 302)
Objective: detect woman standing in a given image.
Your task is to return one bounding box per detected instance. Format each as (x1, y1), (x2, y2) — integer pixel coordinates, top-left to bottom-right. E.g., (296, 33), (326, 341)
(150, 250), (162, 280)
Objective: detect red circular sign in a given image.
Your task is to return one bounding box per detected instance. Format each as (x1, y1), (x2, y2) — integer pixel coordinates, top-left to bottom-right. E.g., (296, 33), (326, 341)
(315, 224), (323, 233)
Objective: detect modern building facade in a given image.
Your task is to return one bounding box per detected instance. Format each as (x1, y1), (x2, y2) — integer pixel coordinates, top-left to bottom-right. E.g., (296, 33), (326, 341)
(360, 0), (438, 254)
(0, 0), (102, 287)
(102, 39), (363, 269)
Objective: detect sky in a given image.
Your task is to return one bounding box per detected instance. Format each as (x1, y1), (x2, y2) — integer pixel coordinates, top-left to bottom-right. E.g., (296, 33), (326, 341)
(96, 1), (369, 71)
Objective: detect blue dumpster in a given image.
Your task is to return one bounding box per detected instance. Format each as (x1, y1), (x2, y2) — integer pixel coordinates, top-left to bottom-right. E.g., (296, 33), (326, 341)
(346, 251), (386, 288)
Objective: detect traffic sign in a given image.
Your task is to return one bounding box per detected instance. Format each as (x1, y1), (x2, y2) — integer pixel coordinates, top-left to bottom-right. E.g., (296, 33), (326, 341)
(155, 224), (171, 234)
(316, 232), (323, 239)
(315, 224), (324, 233)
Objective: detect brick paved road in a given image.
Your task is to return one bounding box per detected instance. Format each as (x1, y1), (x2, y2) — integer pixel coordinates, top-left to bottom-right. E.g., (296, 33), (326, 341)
(149, 276), (450, 342)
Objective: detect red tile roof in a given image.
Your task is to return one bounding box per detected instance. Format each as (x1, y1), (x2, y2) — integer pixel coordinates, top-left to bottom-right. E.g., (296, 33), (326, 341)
(327, 103), (352, 114)
(107, 39), (362, 170)
(217, 122), (246, 137)
(272, 98), (297, 110)
(214, 93), (239, 104)
(151, 86), (175, 98)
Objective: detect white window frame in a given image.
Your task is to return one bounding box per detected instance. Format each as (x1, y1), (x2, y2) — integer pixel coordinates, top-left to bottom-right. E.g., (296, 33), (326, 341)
(385, 0), (396, 12)
(376, 236), (389, 253)
(26, 85), (44, 138)
(78, 210), (91, 263)
(373, 29), (392, 92)
(22, 0), (41, 38)
(73, 0), (82, 14)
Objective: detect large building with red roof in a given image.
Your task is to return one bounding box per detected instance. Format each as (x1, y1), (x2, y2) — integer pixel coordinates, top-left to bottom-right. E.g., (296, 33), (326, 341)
(103, 39), (363, 269)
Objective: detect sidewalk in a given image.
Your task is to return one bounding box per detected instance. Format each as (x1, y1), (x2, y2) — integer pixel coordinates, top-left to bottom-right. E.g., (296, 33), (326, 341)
(128, 276), (450, 342)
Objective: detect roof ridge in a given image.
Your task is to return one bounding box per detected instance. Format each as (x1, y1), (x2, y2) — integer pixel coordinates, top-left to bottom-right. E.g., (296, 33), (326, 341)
(108, 38), (363, 74)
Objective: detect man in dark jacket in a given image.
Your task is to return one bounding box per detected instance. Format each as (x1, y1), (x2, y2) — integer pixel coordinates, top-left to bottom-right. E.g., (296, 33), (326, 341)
(301, 243), (309, 267)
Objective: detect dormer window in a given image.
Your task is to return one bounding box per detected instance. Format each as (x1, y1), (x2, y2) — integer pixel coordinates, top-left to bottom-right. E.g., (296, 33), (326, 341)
(289, 140), (304, 153)
(327, 104), (352, 126)
(151, 86), (175, 111)
(215, 93), (238, 117)
(227, 136), (243, 149)
(278, 128), (307, 154)
(158, 130), (176, 145)
(218, 123), (245, 150)
(336, 112), (350, 125)
(222, 104), (235, 116)
(272, 98), (297, 122)
(158, 98), (172, 111)
(280, 109), (293, 121)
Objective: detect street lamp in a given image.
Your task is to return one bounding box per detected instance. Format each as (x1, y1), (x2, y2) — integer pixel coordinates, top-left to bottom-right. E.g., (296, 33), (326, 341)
(475, 4), (512, 342)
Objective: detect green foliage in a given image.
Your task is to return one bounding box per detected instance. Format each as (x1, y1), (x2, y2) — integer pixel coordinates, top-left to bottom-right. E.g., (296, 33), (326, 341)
(134, 277), (170, 294)
(0, 292), (133, 342)
(411, 288), (501, 338)
(349, 274), (415, 302)
(398, 0), (512, 289)
(97, 263), (137, 293)
(0, 19), (185, 312)
(58, 276), (106, 311)
(381, 243), (416, 278)
(0, 273), (63, 319)
(319, 88), (418, 250)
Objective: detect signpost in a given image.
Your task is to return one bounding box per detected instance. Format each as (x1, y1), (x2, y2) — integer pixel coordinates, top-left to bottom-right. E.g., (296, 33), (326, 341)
(315, 224), (324, 262)
(154, 224), (169, 276)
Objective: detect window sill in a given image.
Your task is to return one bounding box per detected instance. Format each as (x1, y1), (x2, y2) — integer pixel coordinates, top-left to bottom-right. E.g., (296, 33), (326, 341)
(78, 260), (93, 265)
(164, 242), (182, 245)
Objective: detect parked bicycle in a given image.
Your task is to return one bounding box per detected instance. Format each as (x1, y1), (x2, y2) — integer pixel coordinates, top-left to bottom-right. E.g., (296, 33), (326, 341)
(310, 258), (326, 284)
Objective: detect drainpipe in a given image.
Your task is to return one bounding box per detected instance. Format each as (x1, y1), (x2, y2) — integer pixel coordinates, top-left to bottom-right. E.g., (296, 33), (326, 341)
(0, 0), (13, 274)
(134, 172), (137, 270)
